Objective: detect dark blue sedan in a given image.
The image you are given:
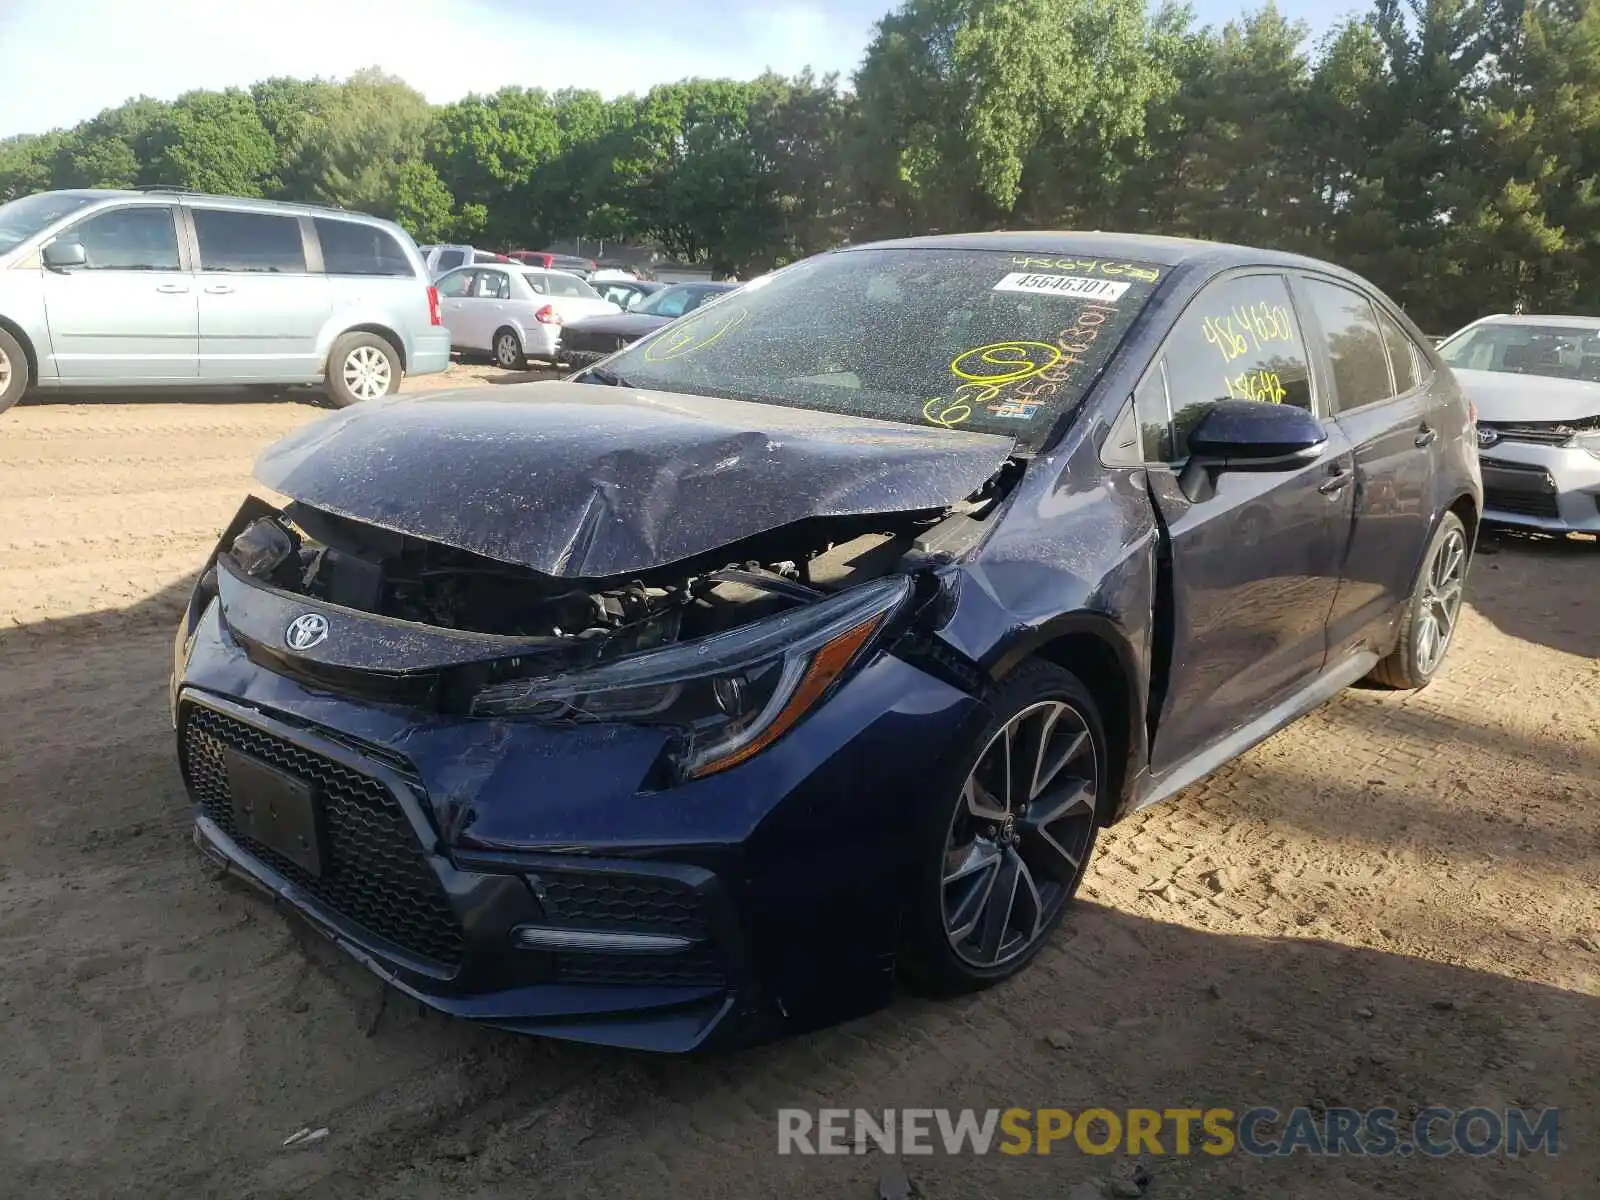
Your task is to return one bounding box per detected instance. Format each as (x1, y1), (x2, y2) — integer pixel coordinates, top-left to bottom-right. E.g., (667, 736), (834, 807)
(171, 233), (1481, 1050)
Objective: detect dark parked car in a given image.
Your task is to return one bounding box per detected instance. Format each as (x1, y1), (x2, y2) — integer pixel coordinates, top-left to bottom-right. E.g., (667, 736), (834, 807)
(171, 233), (1480, 1051)
(560, 281), (738, 366)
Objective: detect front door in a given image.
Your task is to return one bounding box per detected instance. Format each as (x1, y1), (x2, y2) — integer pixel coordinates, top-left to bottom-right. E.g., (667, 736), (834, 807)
(39, 204), (198, 383)
(1139, 272), (1356, 772)
(1295, 276), (1439, 654)
(188, 207), (331, 382)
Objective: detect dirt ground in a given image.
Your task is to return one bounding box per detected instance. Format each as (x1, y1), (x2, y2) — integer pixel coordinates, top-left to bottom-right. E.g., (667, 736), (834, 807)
(1, 382), (1596, 1199)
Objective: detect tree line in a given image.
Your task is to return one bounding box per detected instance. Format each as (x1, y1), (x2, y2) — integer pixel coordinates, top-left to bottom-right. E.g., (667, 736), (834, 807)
(2, 0), (1597, 333)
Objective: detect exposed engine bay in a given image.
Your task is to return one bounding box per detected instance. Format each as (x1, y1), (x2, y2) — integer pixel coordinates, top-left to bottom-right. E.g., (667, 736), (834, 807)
(222, 463), (1016, 660)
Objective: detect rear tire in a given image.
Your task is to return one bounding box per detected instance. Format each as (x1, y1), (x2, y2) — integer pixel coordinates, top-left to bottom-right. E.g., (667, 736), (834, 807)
(1368, 511), (1469, 690)
(325, 332), (401, 408)
(0, 327), (30, 415)
(902, 659), (1105, 996)
(493, 327), (525, 370)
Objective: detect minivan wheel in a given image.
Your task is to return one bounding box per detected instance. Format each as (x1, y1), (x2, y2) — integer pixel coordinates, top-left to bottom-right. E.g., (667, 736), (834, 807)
(0, 327), (29, 415)
(903, 659), (1104, 995)
(493, 328), (525, 370)
(326, 332), (401, 407)
(1368, 511), (1469, 690)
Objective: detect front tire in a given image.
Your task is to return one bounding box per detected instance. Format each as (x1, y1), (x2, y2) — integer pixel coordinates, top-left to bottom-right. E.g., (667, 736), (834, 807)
(0, 327), (30, 415)
(1368, 511), (1469, 690)
(903, 659), (1105, 995)
(326, 332), (401, 408)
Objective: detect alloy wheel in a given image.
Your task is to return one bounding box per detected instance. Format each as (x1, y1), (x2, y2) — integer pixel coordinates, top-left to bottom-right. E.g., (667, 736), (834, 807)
(496, 333), (521, 368)
(1417, 526), (1466, 674)
(942, 700), (1098, 968)
(342, 346), (392, 401)
(0, 345), (11, 392)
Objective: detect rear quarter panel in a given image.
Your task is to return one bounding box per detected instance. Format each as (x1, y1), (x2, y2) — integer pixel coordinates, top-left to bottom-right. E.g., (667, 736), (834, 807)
(322, 276), (438, 372)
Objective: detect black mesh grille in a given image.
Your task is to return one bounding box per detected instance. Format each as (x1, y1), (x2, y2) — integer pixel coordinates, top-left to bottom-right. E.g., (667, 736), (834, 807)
(532, 871), (727, 987)
(182, 705), (466, 968)
(1485, 487), (1561, 519)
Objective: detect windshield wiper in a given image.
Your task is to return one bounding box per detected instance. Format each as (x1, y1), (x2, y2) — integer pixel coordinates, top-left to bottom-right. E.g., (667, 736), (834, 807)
(581, 366), (632, 387)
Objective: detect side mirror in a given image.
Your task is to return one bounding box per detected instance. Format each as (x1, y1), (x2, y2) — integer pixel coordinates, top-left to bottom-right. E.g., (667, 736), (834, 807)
(1179, 400), (1327, 501)
(43, 240), (87, 270)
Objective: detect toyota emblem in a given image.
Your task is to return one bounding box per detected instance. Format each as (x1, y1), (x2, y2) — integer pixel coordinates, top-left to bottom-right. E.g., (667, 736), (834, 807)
(285, 613), (330, 651)
(1477, 426), (1500, 448)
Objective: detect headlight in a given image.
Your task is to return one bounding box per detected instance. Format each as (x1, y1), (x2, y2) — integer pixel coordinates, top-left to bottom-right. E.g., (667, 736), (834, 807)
(470, 576), (911, 779)
(1570, 430), (1600, 461)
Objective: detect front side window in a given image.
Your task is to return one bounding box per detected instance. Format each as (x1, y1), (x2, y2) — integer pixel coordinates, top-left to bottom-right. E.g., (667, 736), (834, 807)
(434, 269), (475, 298)
(602, 248), (1163, 445)
(1438, 320), (1600, 382)
(54, 206), (180, 271)
(1301, 278), (1394, 413)
(473, 271), (509, 300)
(192, 209), (306, 273)
(1159, 273), (1313, 460)
(314, 218), (413, 277)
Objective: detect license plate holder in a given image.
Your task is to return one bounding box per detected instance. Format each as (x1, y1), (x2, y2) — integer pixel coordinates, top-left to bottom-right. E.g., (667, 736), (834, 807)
(224, 749), (326, 877)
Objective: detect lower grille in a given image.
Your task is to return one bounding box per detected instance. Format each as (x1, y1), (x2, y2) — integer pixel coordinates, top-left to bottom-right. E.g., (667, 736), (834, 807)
(182, 705), (466, 967)
(1484, 487), (1561, 519)
(530, 870), (728, 987)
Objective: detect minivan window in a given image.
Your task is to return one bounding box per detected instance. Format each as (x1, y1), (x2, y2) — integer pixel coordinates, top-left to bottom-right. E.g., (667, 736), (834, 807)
(314, 218), (413, 277)
(435, 249), (466, 271)
(192, 209), (307, 273)
(1159, 273), (1313, 459)
(0, 191), (100, 255)
(1302, 278), (1393, 413)
(56, 206), (180, 271)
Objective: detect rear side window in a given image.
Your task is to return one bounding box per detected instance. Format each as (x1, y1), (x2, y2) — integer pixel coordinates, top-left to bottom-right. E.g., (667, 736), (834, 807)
(434, 249), (466, 271)
(473, 271), (510, 300)
(59, 206), (180, 271)
(1159, 273), (1313, 460)
(192, 209), (306, 273)
(1377, 308), (1421, 393)
(314, 219), (413, 277)
(1301, 279), (1394, 413)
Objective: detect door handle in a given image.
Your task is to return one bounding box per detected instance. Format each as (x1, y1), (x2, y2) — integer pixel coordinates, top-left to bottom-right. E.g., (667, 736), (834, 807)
(155, 283), (190, 294)
(1415, 425), (1438, 447)
(203, 284), (235, 295)
(1318, 467), (1354, 495)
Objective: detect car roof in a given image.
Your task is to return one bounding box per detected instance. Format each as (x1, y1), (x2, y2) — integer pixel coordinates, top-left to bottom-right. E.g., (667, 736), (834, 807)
(843, 230), (1344, 275)
(38, 187), (400, 229)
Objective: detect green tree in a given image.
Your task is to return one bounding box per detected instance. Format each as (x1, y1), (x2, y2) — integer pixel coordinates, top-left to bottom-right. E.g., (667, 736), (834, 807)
(146, 89), (275, 196)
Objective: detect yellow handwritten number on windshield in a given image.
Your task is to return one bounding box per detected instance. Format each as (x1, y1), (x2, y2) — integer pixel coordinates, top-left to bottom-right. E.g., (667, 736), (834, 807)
(643, 306), (749, 363)
(950, 341), (1062, 385)
(923, 396), (972, 428)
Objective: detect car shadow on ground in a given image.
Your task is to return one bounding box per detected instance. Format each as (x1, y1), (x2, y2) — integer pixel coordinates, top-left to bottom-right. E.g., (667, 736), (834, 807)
(482, 364), (569, 385)
(17, 384), (324, 408)
(1468, 528), (1599, 661)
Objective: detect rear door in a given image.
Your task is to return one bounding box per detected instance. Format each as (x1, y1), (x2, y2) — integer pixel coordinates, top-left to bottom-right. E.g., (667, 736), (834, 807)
(187, 206), (331, 382)
(434, 269), (479, 348)
(1140, 271), (1356, 772)
(38, 203), (198, 382)
(1295, 275), (1438, 655)
(468, 268), (514, 345)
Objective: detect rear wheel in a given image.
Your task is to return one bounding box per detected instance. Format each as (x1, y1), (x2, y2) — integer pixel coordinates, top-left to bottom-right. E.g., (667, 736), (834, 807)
(0, 327), (29, 415)
(1368, 512), (1468, 689)
(493, 327), (525, 370)
(903, 659), (1104, 995)
(326, 332), (401, 408)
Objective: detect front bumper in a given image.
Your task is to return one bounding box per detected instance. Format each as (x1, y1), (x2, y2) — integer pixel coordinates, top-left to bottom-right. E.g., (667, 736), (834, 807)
(173, 599), (981, 1050)
(1479, 440), (1600, 533)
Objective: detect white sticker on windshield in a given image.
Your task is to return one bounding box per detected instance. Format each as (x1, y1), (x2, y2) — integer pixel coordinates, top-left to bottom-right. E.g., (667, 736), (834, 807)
(993, 272), (1130, 302)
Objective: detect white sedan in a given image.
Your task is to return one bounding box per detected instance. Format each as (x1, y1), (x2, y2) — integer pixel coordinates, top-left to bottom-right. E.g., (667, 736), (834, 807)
(434, 265), (622, 368)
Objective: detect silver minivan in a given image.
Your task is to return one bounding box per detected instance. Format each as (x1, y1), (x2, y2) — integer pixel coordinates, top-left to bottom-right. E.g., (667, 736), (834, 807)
(0, 188), (452, 414)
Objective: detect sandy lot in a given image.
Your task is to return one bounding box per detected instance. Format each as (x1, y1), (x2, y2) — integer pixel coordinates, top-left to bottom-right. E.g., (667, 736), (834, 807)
(0, 386), (1596, 1199)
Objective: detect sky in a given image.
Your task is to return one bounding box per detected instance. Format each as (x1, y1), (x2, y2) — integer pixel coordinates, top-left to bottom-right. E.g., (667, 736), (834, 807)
(0, 0), (1343, 140)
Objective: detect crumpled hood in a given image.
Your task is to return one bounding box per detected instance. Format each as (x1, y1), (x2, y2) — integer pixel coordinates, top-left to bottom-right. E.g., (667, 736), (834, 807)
(254, 382), (1015, 579)
(1453, 368), (1600, 423)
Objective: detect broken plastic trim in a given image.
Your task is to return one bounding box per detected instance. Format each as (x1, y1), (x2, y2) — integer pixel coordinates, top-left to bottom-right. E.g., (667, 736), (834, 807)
(470, 575), (913, 779)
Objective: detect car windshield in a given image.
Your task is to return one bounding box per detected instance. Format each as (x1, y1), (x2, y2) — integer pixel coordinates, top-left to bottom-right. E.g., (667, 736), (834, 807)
(602, 248), (1163, 445)
(0, 191), (102, 255)
(1439, 322), (1600, 382)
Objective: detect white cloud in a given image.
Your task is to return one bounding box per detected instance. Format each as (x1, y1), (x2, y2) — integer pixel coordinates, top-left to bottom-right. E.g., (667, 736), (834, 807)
(0, 0), (878, 137)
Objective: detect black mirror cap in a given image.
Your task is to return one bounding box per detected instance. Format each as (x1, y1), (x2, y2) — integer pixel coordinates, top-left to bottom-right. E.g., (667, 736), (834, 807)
(43, 240), (87, 268)
(1188, 399), (1327, 462)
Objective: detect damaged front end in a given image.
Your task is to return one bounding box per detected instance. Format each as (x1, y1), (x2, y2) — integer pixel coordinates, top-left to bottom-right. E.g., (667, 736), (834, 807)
(198, 464), (1013, 784)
